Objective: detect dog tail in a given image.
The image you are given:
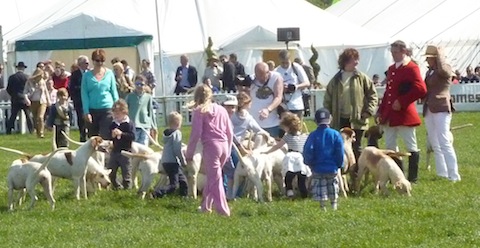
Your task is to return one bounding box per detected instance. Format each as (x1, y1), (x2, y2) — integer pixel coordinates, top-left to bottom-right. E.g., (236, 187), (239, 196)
(120, 150), (153, 160)
(451, 123), (473, 131)
(52, 126), (57, 151)
(61, 130), (84, 146)
(0, 146), (33, 159)
(231, 143), (256, 175)
(302, 122), (309, 134)
(36, 147), (68, 175)
(139, 127), (164, 150)
(380, 149), (411, 158)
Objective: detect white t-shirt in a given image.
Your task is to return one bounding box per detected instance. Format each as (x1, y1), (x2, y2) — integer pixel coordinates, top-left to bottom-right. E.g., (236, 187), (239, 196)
(249, 71), (282, 128)
(275, 62), (308, 111)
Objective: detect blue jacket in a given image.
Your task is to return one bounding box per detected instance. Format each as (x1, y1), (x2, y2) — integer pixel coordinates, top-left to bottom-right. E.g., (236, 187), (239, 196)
(303, 125), (344, 174)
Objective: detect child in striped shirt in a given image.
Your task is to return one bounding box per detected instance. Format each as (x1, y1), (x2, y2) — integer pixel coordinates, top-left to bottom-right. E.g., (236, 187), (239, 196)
(263, 112), (311, 198)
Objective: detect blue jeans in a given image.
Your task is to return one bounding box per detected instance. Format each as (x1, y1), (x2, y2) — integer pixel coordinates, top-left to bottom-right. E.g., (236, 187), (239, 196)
(135, 128), (150, 146)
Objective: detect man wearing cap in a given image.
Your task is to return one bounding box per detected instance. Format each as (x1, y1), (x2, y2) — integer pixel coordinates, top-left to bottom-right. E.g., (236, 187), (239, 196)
(203, 56), (223, 90)
(303, 108), (344, 210)
(423, 45), (460, 182)
(6, 62), (34, 134)
(376, 40), (427, 183)
(174, 55), (198, 95)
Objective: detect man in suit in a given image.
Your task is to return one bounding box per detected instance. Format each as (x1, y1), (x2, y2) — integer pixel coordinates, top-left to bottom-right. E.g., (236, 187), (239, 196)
(220, 54), (236, 92)
(376, 40), (427, 183)
(68, 55), (90, 141)
(174, 55), (198, 94)
(6, 61), (34, 134)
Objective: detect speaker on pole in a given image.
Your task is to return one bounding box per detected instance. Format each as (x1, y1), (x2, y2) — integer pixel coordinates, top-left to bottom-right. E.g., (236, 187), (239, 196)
(277, 27), (300, 50)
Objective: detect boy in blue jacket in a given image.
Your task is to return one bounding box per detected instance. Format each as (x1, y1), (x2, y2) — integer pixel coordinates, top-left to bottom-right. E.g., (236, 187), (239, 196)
(303, 108), (344, 211)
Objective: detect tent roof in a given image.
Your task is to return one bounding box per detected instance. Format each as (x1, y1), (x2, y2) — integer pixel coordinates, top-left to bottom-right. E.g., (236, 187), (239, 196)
(6, 0), (389, 55)
(14, 13), (152, 51)
(327, 0), (480, 43)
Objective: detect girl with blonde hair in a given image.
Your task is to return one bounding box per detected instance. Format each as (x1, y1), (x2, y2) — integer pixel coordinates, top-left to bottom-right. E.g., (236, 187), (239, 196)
(24, 68), (51, 138)
(185, 84), (233, 216)
(113, 62), (133, 99)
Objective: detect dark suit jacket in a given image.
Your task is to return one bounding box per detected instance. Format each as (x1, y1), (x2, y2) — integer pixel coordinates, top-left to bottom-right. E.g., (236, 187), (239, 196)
(68, 69), (84, 104)
(222, 61), (236, 91)
(6, 71), (28, 104)
(234, 62), (245, 76)
(174, 65), (198, 94)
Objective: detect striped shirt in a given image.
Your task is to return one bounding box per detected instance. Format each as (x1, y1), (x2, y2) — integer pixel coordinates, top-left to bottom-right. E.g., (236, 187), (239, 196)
(282, 133), (308, 153)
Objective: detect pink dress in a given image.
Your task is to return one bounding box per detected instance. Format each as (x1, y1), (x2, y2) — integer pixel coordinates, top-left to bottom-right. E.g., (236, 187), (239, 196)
(186, 103), (233, 216)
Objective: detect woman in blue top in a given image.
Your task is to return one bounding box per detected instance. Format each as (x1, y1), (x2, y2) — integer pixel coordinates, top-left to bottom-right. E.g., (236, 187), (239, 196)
(81, 49), (119, 139)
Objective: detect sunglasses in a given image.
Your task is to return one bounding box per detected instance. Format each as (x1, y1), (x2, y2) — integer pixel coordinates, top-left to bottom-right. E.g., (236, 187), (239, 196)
(94, 59), (105, 63)
(135, 82), (145, 87)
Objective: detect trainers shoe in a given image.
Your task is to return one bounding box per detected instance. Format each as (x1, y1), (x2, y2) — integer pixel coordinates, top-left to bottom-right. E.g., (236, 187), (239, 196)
(286, 190), (294, 198)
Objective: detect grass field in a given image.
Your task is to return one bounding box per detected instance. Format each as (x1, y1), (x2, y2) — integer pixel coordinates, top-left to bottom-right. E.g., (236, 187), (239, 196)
(0, 112), (479, 247)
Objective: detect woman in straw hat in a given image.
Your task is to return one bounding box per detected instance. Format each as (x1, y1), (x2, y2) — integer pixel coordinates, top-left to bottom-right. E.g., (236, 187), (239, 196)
(24, 68), (51, 138)
(185, 84), (233, 216)
(423, 45), (460, 182)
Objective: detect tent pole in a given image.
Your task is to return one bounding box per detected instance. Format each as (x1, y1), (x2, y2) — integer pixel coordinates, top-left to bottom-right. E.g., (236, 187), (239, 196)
(155, 0), (166, 97)
(0, 25), (3, 64)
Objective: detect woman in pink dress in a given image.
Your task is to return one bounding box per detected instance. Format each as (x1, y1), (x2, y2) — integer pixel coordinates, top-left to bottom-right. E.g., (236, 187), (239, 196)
(185, 84), (233, 216)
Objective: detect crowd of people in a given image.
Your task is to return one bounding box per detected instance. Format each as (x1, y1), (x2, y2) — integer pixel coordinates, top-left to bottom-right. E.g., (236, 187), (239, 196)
(0, 40), (463, 216)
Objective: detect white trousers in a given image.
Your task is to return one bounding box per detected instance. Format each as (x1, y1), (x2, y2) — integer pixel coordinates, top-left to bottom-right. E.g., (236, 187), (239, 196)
(382, 125), (419, 152)
(424, 110), (460, 181)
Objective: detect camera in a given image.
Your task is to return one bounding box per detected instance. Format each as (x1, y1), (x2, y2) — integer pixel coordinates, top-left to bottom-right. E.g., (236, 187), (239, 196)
(285, 84), (296, 94)
(235, 75), (253, 87)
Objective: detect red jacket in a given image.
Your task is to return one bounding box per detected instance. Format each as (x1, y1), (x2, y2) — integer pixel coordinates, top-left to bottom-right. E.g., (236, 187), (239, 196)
(378, 59), (426, 127)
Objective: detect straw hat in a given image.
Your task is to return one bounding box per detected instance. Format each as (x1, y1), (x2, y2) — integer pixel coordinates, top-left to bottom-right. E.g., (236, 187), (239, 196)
(424, 45), (439, 57)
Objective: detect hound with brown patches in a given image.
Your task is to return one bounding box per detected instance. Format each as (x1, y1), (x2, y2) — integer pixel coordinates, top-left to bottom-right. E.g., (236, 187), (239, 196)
(5, 148), (67, 211)
(356, 146), (412, 196)
(364, 125), (383, 148)
(28, 137), (110, 200)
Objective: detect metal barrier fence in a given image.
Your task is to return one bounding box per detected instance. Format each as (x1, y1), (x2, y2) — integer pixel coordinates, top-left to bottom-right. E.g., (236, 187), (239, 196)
(2, 84), (479, 134)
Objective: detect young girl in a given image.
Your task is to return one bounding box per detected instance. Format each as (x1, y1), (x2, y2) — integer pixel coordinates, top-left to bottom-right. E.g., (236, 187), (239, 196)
(263, 113), (311, 198)
(125, 75), (157, 146)
(231, 91), (266, 140)
(108, 99), (135, 190)
(185, 85), (233, 216)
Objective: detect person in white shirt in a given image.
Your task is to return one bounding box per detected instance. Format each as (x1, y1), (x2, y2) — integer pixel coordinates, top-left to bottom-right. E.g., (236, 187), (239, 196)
(275, 50), (310, 120)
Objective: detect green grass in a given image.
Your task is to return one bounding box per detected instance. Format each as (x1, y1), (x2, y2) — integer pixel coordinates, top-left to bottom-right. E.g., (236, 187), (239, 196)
(0, 112), (480, 247)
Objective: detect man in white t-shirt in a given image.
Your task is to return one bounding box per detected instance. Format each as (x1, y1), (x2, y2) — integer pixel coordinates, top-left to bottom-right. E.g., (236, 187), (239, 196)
(275, 50), (310, 120)
(249, 62), (284, 138)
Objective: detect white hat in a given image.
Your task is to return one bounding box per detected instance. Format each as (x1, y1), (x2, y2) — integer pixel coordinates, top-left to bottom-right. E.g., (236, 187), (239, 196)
(223, 94), (238, 106)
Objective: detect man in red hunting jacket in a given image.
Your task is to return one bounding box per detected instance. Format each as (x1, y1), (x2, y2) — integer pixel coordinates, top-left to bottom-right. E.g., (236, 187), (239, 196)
(376, 40), (427, 183)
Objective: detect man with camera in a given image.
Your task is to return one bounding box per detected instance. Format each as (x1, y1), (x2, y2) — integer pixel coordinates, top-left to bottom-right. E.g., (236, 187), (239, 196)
(275, 50), (310, 120)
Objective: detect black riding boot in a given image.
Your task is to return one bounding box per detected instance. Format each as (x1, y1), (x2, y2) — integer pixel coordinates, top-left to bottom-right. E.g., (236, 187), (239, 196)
(392, 157), (404, 172)
(408, 151), (420, 183)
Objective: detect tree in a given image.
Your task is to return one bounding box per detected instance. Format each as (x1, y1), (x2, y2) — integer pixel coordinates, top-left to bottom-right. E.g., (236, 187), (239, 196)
(307, 0), (335, 9)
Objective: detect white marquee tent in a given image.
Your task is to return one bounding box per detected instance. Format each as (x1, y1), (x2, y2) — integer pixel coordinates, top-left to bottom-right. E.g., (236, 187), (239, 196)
(4, 0), (391, 96)
(327, 0), (480, 75)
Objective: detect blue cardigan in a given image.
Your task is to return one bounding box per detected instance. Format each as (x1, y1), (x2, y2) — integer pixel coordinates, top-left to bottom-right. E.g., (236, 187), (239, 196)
(81, 69), (119, 114)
